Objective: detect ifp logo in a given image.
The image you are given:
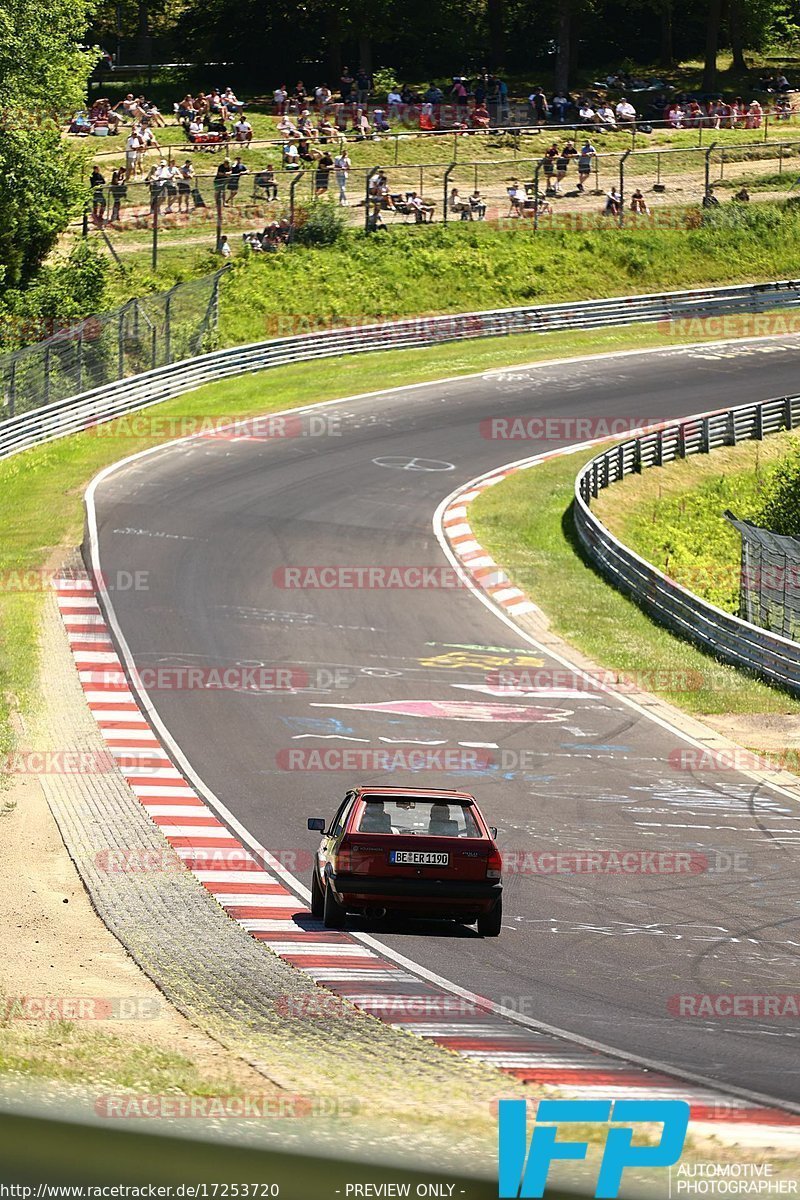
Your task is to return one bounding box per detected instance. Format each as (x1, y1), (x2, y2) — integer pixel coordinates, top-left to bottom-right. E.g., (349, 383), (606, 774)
(498, 1098), (690, 1198)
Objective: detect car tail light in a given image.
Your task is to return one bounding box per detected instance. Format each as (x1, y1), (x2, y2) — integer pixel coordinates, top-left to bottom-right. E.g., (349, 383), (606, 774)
(333, 839), (351, 872)
(486, 845), (503, 880)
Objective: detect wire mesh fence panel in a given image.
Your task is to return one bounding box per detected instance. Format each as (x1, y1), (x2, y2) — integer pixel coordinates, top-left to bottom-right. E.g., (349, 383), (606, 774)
(728, 515), (800, 641)
(0, 270), (226, 423)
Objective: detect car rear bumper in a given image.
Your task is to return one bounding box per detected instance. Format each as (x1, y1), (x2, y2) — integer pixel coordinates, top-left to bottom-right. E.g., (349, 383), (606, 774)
(329, 872), (502, 905)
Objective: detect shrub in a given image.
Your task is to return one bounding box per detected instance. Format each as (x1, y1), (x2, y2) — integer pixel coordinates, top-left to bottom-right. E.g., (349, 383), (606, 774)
(292, 201), (349, 246)
(753, 436), (800, 537)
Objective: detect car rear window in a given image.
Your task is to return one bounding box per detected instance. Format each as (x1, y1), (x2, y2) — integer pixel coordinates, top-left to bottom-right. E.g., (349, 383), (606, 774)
(357, 797), (482, 838)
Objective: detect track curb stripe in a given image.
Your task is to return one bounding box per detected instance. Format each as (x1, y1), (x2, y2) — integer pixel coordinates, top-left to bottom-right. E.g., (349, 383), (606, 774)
(54, 576), (799, 1131)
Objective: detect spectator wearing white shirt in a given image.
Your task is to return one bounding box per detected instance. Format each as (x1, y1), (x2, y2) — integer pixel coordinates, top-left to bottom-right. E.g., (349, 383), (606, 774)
(597, 103), (617, 130)
(273, 85), (287, 115)
(387, 89), (402, 118)
(615, 98), (637, 125)
(334, 148), (351, 205)
(234, 116), (252, 142)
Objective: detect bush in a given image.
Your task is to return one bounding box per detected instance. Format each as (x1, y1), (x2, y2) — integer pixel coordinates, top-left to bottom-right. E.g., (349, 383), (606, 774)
(753, 436), (800, 537)
(292, 201), (349, 247)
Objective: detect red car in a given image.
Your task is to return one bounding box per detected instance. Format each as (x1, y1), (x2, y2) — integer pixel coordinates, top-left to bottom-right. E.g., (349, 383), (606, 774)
(307, 785), (503, 936)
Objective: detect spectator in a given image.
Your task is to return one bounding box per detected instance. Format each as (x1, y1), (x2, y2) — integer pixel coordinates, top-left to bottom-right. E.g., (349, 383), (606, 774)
(734, 187), (750, 202)
(372, 106), (390, 132)
(214, 158), (231, 205)
(604, 186), (621, 216)
(407, 191), (434, 222)
(218, 233), (231, 257)
(556, 140), (578, 192)
(356, 68), (371, 106)
(630, 187), (649, 214)
(746, 99), (763, 128)
(89, 165), (106, 222)
(597, 102), (617, 131)
(667, 102), (684, 128)
(177, 160), (194, 213)
(109, 168), (127, 222)
(425, 83), (444, 105)
(579, 100), (598, 128)
(387, 87), (402, 118)
(283, 141), (300, 168)
(315, 150), (333, 194)
(273, 84), (287, 115)
(577, 140), (596, 192)
(294, 80), (307, 105)
(529, 87), (548, 124)
(616, 97), (637, 126)
(124, 127), (143, 180)
(228, 155), (248, 202)
(223, 87), (244, 113)
(542, 142), (558, 193)
(333, 147), (351, 205)
(469, 188), (486, 218)
(449, 186), (470, 219)
(552, 91), (569, 123)
(340, 67), (354, 102)
(471, 101), (490, 129)
(234, 115), (252, 142)
(255, 163), (278, 200)
(315, 83), (332, 110)
(177, 94), (196, 121)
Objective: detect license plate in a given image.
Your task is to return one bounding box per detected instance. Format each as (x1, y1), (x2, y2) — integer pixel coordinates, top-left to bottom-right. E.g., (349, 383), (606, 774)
(390, 850), (449, 866)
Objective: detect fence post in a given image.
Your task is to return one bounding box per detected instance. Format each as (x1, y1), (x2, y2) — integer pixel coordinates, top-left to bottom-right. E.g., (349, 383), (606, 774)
(701, 415), (710, 453)
(655, 428), (663, 466)
(704, 143), (717, 202)
(77, 325), (84, 395)
(618, 149), (631, 228)
(786, 395), (794, 431)
(364, 168), (377, 233)
(117, 305), (126, 379)
(442, 162), (457, 225)
(755, 404), (764, 440)
(289, 169), (305, 240)
(533, 160), (542, 231)
(8, 358), (16, 419)
(152, 186), (160, 271)
(677, 422), (686, 457)
(165, 289), (173, 364)
(44, 344), (51, 407)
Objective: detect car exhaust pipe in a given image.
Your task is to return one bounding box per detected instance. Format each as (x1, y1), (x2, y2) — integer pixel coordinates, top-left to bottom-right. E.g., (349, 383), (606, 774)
(364, 906), (387, 920)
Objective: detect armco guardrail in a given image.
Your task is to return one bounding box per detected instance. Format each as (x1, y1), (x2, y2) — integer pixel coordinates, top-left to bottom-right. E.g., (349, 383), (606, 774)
(574, 394), (800, 695)
(3, 277), (800, 463)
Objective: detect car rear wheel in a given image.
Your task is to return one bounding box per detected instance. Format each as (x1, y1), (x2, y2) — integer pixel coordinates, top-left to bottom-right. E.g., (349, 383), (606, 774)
(477, 897), (502, 937)
(323, 882), (347, 929)
(310, 868), (324, 920)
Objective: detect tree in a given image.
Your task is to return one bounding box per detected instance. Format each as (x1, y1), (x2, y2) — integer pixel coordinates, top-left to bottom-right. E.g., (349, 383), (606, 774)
(554, 0), (573, 92)
(702, 0), (723, 92)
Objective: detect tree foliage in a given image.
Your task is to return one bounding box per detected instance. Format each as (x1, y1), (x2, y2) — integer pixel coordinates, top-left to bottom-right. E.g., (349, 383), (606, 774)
(0, 0), (100, 305)
(754, 437), (800, 539)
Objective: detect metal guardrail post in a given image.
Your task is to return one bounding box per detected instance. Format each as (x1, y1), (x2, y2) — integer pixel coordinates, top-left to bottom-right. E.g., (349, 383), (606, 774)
(364, 169), (376, 233)
(8, 359), (16, 419)
(44, 344), (51, 408)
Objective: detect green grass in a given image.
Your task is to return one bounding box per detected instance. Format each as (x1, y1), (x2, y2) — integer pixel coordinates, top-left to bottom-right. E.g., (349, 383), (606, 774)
(5, 314), (799, 767)
(82, 202), (800, 337)
(592, 435), (795, 611)
(470, 447), (799, 717)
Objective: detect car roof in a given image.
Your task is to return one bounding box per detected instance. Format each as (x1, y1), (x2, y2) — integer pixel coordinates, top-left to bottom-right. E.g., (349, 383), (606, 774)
(354, 785), (476, 802)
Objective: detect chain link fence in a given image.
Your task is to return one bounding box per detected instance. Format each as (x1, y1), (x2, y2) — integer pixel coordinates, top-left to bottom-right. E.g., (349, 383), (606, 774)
(726, 513), (800, 641)
(0, 269), (228, 421)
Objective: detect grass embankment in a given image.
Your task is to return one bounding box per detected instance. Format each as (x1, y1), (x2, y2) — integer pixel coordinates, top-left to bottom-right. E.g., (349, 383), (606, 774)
(94, 204), (800, 341)
(469, 447), (800, 720)
(3, 316), (796, 766)
(592, 434), (795, 611)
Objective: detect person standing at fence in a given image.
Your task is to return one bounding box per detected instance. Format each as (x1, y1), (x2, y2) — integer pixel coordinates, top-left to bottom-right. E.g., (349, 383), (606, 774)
(556, 140), (577, 193)
(577, 140), (596, 192)
(124, 128), (142, 181)
(228, 156), (248, 203)
(176, 160), (194, 213)
(109, 168), (127, 223)
(334, 147), (351, 205)
(90, 165), (106, 222)
(214, 158), (231, 206)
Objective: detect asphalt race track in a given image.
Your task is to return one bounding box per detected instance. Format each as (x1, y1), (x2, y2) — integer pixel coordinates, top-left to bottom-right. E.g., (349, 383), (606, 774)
(89, 337), (800, 1105)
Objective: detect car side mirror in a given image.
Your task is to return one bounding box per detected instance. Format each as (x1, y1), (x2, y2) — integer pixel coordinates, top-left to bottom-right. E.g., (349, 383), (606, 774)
(307, 817), (326, 833)
(490, 827), (498, 838)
